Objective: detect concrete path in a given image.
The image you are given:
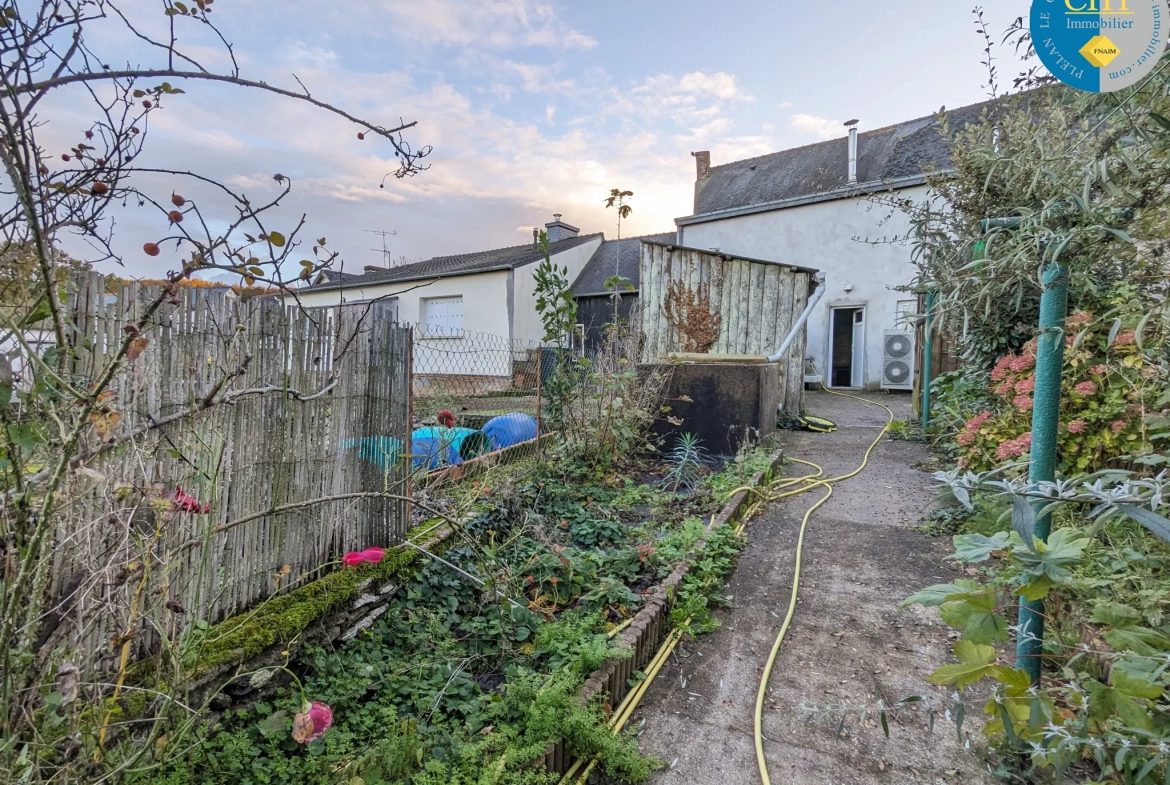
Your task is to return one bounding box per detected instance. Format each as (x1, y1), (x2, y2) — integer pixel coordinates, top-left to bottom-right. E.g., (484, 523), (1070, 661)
(629, 391), (996, 785)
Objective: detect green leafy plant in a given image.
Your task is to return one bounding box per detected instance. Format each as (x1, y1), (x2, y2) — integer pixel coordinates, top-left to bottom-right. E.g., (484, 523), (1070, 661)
(663, 433), (707, 493)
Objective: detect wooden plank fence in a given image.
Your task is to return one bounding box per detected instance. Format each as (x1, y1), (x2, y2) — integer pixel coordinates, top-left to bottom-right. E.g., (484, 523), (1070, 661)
(50, 272), (411, 673)
(638, 240), (815, 414)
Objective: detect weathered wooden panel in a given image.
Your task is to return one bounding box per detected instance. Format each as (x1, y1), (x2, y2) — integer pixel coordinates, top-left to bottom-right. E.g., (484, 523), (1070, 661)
(784, 273), (811, 413)
(639, 242), (814, 365)
(747, 264), (766, 355)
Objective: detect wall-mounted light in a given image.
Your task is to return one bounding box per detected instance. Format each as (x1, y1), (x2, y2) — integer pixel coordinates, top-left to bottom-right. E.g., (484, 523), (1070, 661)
(843, 283), (854, 293)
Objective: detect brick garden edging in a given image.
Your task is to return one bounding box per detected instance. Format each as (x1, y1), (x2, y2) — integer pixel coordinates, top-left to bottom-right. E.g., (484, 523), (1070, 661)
(542, 446), (787, 775)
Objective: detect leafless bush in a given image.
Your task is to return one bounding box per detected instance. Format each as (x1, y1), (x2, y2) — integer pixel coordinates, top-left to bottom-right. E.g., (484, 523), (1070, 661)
(0, 2), (432, 780)
(663, 279), (722, 353)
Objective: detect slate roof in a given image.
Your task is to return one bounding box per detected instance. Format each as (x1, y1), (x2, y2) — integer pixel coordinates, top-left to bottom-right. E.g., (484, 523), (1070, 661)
(304, 233), (603, 292)
(688, 98), (1001, 219)
(571, 233), (675, 296)
(313, 269), (360, 285)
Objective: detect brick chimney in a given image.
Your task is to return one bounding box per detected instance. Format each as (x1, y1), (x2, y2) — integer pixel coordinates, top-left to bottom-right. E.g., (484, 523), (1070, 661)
(692, 151), (711, 182)
(544, 214), (580, 243)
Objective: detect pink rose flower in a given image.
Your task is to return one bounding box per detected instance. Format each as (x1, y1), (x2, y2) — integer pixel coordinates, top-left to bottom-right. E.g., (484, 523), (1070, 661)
(292, 701), (333, 744)
(172, 487), (210, 514)
(1015, 376), (1036, 394)
(1111, 420), (1126, 433)
(1074, 380), (1097, 396)
(1013, 394), (1034, 411)
(343, 546), (389, 567)
(1067, 420), (1086, 434)
(360, 547), (386, 563)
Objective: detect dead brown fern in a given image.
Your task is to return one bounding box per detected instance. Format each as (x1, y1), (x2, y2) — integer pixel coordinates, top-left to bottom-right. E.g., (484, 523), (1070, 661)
(662, 279), (723, 353)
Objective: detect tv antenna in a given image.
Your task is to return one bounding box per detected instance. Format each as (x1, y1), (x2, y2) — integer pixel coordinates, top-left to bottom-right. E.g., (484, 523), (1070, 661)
(365, 229), (398, 267)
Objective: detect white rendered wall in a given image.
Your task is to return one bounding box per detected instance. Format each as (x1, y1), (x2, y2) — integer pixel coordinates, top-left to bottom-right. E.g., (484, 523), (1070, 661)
(293, 270), (513, 376)
(511, 236), (603, 345)
(678, 187), (926, 389)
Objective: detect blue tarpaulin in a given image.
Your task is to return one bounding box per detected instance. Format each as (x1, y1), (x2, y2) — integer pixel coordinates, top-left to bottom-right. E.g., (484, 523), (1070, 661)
(482, 413), (539, 451)
(411, 426), (491, 469)
(339, 436), (403, 471)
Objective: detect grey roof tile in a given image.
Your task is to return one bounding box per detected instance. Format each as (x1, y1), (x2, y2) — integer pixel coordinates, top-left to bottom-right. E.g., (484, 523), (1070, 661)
(692, 98), (1001, 216)
(571, 233), (675, 296)
(305, 233), (602, 292)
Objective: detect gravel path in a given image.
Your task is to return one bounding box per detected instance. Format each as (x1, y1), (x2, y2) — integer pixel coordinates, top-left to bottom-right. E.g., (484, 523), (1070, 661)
(627, 391), (997, 785)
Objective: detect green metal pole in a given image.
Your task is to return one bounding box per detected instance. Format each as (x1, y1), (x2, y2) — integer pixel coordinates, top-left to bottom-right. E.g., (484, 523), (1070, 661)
(921, 292), (936, 431)
(1016, 263), (1069, 683)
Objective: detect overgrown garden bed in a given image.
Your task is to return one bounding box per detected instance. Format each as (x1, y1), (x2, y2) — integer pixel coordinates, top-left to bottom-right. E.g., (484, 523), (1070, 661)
(118, 442), (779, 784)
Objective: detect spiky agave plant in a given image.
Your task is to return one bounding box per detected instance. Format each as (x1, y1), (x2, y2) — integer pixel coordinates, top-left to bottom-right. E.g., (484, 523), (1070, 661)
(664, 433), (707, 493)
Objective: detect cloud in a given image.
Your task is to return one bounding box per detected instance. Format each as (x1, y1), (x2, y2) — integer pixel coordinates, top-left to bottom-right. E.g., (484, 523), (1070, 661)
(790, 113), (845, 140)
(50, 6), (772, 277)
(456, 52), (576, 94)
(381, 0), (596, 50)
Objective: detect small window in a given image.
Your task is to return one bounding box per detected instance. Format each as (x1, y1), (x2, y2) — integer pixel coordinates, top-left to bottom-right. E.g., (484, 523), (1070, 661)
(421, 296), (463, 337)
(895, 300), (918, 329)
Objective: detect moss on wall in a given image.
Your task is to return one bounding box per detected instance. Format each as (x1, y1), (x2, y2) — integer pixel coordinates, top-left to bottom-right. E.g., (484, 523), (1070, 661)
(131, 522), (452, 685)
(193, 524), (450, 672)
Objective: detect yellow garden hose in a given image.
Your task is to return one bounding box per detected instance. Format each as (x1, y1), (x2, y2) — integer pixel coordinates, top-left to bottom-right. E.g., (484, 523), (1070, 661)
(752, 388), (894, 785)
(560, 389), (891, 785)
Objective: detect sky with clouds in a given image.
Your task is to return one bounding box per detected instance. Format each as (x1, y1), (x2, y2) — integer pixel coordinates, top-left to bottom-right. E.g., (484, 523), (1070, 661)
(60, 0), (1029, 278)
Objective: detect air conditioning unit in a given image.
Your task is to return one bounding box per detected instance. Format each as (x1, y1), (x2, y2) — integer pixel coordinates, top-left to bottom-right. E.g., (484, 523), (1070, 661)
(881, 330), (915, 390)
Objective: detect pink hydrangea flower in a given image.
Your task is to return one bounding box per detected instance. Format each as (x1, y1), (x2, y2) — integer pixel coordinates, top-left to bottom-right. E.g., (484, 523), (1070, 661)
(1090, 364), (1108, 376)
(1009, 353), (1035, 373)
(996, 381), (1014, 397)
(1067, 420), (1087, 434)
(990, 355), (1014, 382)
(957, 431), (975, 446)
(1074, 381), (1097, 396)
(964, 411), (992, 432)
(1015, 376), (1036, 394)
(292, 701), (333, 744)
(996, 439), (1028, 461)
(1020, 432), (1033, 448)
(957, 457), (970, 469)
(1013, 395), (1034, 411)
(1113, 331), (1136, 347)
(1111, 420), (1127, 433)
(1066, 311), (1093, 327)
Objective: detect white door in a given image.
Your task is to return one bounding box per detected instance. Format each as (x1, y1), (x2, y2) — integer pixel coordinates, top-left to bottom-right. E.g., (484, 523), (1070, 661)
(850, 309), (865, 388)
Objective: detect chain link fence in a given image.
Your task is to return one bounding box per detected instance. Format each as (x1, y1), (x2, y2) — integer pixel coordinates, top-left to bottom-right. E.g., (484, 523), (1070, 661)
(408, 325), (557, 484)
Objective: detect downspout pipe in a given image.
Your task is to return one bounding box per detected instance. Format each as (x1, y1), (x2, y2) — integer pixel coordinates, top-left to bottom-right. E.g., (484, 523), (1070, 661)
(768, 273), (826, 363)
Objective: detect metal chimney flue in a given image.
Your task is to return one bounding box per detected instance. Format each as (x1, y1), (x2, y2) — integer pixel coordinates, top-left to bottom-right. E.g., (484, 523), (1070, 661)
(845, 119), (859, 185)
